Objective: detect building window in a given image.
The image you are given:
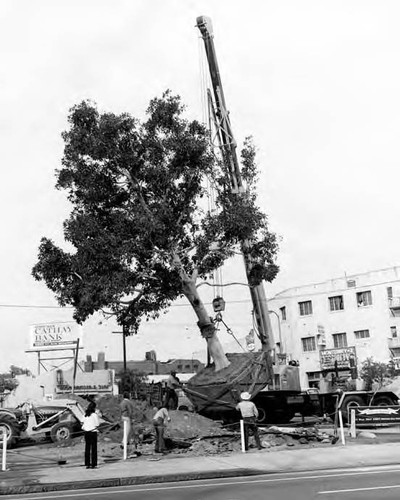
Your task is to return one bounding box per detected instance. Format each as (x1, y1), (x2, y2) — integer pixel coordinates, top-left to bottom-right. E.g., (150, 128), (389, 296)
(332, 332), (348, 348)
(280, 306), (287, 321)
(307, 371), (321, 389)
(391, 347), (400, 357)
(329, 295), (344, 311)
(357, 291), (372, 307)
(177, 364), (182, 370)
(388, 287), (393, 300)
(301, 337), (316, 352)
(354, 329), (370, 340)
(391, 326), (397, 338)
(299, 300), (313, 316)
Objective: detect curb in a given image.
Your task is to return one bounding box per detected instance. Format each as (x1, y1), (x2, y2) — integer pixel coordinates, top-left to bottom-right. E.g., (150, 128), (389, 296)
(2, 459), (400, 496)
(0, 468), (264, 496)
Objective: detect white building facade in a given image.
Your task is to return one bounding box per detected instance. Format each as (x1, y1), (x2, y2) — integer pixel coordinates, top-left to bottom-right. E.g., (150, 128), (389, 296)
(268, 266), (400, 389)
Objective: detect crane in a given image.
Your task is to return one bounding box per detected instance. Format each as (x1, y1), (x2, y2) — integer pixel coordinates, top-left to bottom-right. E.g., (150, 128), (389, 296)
(196, 16), (275, 356)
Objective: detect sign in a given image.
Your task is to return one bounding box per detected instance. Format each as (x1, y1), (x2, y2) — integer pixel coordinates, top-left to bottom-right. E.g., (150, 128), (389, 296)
(55, 369), (114, 395)
(317, 324), (325, 334)
(28, 322), (82, 351)
(320, 346), (356, 371)
(352, 405), (400, 425)
(392, 356), (400, 370)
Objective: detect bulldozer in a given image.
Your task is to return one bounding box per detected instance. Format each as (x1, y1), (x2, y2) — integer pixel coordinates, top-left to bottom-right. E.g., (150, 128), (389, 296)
(0, 398), (113, 447)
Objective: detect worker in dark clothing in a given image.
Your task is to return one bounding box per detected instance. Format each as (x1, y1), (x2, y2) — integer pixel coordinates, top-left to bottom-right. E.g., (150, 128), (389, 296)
(164, 370), (181, 410)
(235, 391), (263, 451)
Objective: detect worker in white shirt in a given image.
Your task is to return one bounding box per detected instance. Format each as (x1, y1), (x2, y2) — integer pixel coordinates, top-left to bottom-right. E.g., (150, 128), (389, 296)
(152, 404), (171, 454)
(82, 402), (100, 468)
(235, 392), (263, 451)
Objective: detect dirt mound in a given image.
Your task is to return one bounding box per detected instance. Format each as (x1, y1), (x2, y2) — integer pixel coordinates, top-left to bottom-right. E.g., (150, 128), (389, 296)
(165, 410), (227, 440)
(97, 395), (150, 424)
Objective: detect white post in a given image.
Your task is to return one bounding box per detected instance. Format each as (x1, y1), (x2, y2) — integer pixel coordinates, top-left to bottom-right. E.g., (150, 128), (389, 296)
(1, 430), (6, 472)
(240, 419), (246, 453)
(338, 410), (346, 445)
(349, 409), (356, 438)
(123, 419), (128, 460)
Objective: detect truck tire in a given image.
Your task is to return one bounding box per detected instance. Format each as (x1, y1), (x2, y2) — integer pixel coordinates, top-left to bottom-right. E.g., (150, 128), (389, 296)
(50, 422), (73, 444)
(256, 407), (268, 424)
(341, 395), (364, 424)
(372, 395), (396, 406)
(0, 414), (20, 448)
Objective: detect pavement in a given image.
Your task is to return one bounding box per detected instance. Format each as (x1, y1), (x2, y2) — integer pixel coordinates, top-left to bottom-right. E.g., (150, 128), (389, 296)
(2, 436), (400, 496)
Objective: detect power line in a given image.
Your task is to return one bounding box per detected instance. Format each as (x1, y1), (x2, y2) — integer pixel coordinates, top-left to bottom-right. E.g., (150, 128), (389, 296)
(0, 298), (254, 310)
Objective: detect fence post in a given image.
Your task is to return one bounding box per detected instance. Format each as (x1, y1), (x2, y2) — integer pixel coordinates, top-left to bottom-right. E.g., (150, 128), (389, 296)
(349, 409), (356, 438)
(1, 430), (6, 471)
(338, 410), (346, 445)
(240, 420), (246, 453)
(123, 419), (128, 460)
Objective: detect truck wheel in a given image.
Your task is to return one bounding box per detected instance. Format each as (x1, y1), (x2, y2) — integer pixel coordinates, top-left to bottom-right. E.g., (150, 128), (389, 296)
(256, 407), (268, 424)
(0, 415), (20, 448)
(372, 395), (396, 406)
(50, 423), (73, 444)
(341, 395), (364, 424)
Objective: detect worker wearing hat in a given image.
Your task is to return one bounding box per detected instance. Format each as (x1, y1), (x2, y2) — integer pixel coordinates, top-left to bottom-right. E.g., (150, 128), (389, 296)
(236, 391), (263, 451)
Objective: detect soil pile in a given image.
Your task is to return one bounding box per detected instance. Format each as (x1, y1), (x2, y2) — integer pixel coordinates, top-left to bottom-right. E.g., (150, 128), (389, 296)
(93, 396), (228, 444)
(165, 410), (227, 440)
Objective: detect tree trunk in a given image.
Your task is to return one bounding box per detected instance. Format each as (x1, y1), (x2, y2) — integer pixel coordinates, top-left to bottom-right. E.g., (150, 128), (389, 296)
(179, 271), (230, 372)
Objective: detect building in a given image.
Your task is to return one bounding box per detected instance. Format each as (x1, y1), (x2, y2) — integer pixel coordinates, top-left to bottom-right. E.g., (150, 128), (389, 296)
(84, 351), (204, 376)
(268, 266), (400, 389)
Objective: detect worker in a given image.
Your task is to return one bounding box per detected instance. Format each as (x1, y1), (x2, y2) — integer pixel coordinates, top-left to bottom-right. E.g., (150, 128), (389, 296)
(82, 401), (100, 469)
(119, 392), (134, 450)
(152, 404), (171, 454)
(235, 392), (263, 451)
(164, 370), (181, 410)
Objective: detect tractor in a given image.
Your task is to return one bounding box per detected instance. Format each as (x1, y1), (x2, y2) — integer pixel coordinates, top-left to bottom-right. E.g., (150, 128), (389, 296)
(0, 399), (112, 447)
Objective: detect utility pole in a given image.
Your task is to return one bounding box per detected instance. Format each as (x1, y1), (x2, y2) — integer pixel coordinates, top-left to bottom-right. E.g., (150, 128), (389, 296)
(112, 323), (130, 372)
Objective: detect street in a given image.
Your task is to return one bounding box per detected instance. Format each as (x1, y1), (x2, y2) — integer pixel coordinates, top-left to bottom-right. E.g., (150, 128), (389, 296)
(3, 465), (400, 500)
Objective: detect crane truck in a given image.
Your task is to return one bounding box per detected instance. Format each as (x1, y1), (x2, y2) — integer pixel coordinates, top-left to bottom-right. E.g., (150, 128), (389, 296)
(184, 16), (399, 425)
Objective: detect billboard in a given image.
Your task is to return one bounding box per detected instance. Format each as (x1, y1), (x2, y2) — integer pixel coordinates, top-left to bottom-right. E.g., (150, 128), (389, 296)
(55, 369), (114, 395)
(319, 346), (356, 371)
(28, 322), (82, 351)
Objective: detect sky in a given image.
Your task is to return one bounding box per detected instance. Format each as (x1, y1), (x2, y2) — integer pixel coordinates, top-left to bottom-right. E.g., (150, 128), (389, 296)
(1, 0), (400, 373)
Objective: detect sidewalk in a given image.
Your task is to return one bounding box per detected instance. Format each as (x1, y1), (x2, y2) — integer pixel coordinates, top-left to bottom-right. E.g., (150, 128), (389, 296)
(1, 440), (400, 496)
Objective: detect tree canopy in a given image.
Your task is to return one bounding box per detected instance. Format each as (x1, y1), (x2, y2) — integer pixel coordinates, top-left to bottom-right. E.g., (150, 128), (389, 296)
(32, 92), (278, 370)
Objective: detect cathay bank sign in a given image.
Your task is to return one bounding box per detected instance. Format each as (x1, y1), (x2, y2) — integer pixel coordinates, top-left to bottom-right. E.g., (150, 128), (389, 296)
(29, 322), (82, 351)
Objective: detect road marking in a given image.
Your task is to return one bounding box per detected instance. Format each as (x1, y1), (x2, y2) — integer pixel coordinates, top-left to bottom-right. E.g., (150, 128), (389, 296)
(9, 468), (400, 499)
(319, 484), (400, 494)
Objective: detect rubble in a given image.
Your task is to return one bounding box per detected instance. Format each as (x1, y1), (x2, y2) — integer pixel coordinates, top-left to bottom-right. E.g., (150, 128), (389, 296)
(22, 394), (337, 459)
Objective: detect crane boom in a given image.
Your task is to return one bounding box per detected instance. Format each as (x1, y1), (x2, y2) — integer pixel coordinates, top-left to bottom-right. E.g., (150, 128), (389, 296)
(196, 15), (274, 353)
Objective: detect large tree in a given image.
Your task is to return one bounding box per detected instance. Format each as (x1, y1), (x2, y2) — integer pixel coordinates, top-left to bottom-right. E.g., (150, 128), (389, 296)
(33, 92), (278, 371)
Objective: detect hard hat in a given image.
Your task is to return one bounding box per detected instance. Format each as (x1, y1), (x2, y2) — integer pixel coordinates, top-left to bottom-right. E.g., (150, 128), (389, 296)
(240, 391), (251, 401)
